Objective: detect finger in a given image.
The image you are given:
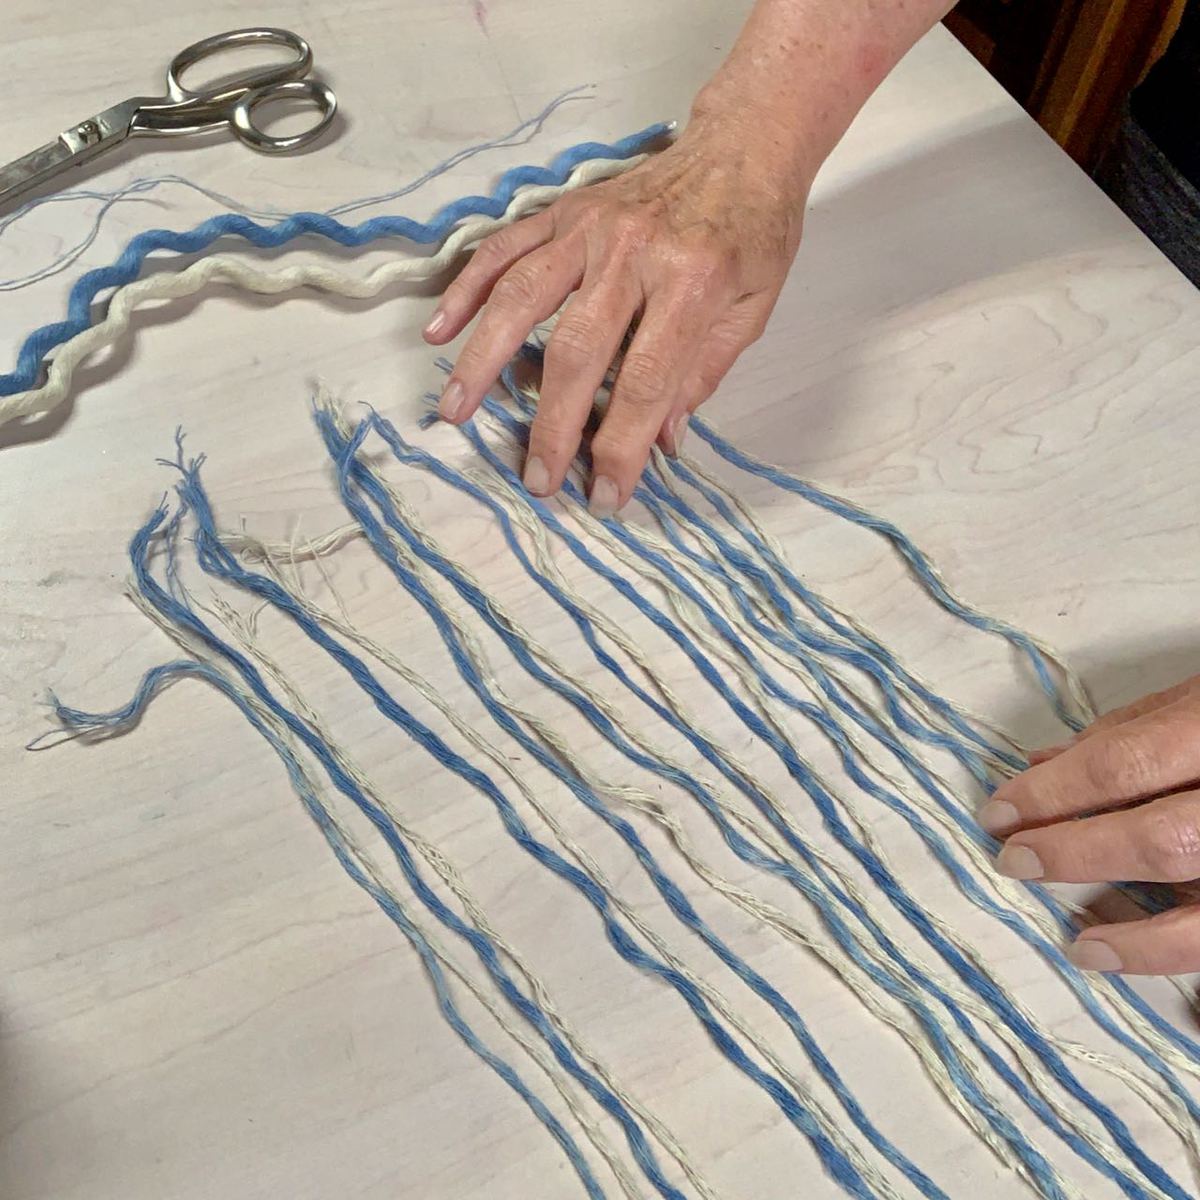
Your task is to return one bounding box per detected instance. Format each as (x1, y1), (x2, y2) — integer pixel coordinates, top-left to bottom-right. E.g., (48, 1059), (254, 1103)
(589, 291), (714, 514)
(1026, 743), (1073, 767)
(1069, 903), (1200, 975)
(995, 789), (1200, 884)
(523, 276), (640, 496)
(1073, 676), (1200, 743)
(979, 693), (1200, 835)
(656, 294), (774, 455)
(438, 239), (585, 425)
(424, 210), (557, 344)
(1028, 676), (1200, 762)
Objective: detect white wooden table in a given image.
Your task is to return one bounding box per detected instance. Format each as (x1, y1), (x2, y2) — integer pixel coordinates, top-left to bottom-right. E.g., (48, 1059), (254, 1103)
(3, 5), (1199, 1199)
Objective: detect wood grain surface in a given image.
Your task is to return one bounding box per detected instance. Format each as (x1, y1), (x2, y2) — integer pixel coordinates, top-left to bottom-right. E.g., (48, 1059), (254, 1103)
(2, 5), (1198, 1198)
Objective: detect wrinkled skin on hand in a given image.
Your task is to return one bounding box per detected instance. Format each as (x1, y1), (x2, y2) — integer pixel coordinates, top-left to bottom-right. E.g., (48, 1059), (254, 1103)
(424, 116), (810, 516)
(982, 674), (1200, 975)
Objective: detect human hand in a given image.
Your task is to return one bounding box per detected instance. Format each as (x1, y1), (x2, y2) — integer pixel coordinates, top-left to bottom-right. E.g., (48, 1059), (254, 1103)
(423, 112), (812, 516)
(980, 675), (1200, 975)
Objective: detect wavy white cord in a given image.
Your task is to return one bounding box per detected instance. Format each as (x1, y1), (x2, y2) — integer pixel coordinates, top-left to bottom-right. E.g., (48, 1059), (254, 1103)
(0, 154), (643, 426)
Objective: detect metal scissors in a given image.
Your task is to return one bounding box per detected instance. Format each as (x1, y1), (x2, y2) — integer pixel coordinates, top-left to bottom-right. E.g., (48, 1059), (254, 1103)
(0, 27), (337, 211)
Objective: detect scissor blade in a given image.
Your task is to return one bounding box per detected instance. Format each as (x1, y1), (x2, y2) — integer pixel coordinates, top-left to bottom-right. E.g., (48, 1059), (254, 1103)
(0, 99), (141, 212)
(0, 139), (77, 210)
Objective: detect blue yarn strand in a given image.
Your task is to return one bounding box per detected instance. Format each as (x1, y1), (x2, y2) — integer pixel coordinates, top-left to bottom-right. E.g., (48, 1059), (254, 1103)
(47, 417), (1194, 1200)
(118, 487), (690, 1200)
(363, 408), (1184, 1199)
(479, 376), (1200, 1115)
(169, 427), (882, 1200)
(504, 345), (1021, 775)
(319, 410), (959, 1200)
(483, 391), (1008, 802)
(369, 408), (1168, 1200)
(686, 417), (1082, 730)
(661, 456), (1024, 767)
(677, 411), (1200, 1070)
(437, 398), (1193, 1200)
(53, 658), (610, 1200)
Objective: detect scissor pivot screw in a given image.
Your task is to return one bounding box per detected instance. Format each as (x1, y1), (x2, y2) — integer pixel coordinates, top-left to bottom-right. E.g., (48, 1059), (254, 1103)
(76, 121), (101, 145)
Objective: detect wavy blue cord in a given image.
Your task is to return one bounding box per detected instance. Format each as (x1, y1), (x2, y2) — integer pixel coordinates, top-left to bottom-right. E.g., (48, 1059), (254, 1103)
(0, 124), (669, 397)
(53, 658), (609, 1200)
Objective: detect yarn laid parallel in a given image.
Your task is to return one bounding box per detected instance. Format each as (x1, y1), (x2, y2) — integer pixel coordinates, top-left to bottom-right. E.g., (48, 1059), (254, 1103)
(50, 385), (1200, 1198)
(31, 134), (1200, 1199)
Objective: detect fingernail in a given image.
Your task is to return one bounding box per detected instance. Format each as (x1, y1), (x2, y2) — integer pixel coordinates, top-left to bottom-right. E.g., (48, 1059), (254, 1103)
(439, 379), (465, 422)
(1029, 740), (1072, 765)
(424, 309), (447, 339)
(978, 799), (1020, 836)
(524, 455), (550, 497)
(996, 843), (1044, 880)
(669, 414), (690, 457)
(1067, 938), (1123, 973)
(589, 476), (620, 519)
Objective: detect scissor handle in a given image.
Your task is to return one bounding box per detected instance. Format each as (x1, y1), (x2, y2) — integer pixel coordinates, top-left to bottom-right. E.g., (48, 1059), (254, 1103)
(166, 27), (313, 109)
(230, 78), (338, 154)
